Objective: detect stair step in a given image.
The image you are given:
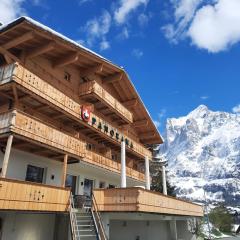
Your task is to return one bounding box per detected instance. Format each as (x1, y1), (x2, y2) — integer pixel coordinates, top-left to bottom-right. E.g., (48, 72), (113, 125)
(79, 235), (96, 237)
(76, 224), (94, 227)
(77, 220), (92, 222)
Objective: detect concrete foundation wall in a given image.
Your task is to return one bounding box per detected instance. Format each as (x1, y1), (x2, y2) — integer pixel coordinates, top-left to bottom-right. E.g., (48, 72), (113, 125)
(110, 220), (171, 240)
(0, 212), (55, 240)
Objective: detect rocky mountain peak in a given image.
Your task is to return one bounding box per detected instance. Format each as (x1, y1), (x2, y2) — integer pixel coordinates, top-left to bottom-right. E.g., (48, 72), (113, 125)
(159, 105), (240, 206)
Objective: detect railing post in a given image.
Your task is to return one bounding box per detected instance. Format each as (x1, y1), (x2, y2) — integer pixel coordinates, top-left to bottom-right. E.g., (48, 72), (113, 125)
(1, 134), (13, 178)
(61, 154), (68, 187)
(145, 156), (150, 190)
(121, 140), (126, 188)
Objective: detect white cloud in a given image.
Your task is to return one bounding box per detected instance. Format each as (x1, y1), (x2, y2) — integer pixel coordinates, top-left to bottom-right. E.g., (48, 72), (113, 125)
(200, 96), (209, 100)
(154, 120), (161, 128)
(164, 0), (240, 53)
(100, 39), (110, 50)
(232, 104), (240, 114)
(131, 48), (143, 58)
(138, 13), (149, 27)
(83, 10), (111, 50)
(154, 108), (167, 128)
(188, 0), (240, 52)
(117, 27), (129, 40)
(0, 0), (26, 24)
(78, 0), (92, 6)
(114, 0), (149, 24)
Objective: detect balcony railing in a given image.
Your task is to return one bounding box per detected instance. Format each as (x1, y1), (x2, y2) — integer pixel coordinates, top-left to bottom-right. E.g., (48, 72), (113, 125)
(86, 151), (145, 182)
(0, 63), (151, 159)
(0, 178), (70, 212)
(93, 188), (204, 217)
(79, 81), (133, 123)
(0, 110), (145, 182)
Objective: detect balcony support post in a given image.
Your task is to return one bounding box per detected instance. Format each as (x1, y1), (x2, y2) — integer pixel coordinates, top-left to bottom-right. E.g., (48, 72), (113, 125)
(121, 140), (126, 188)
(1, 134), (13, 178)
(145, 156), (150, 190)
(162, 164), (167, 195)
(61, 154), (68, 187)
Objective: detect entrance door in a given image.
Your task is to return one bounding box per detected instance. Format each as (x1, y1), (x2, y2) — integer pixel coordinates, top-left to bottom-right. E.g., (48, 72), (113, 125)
(83, 178), (94, 198)
(65, 174), (77, 195)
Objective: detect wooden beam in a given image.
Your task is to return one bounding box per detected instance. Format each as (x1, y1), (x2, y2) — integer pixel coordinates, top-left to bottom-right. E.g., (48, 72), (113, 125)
(61, 154), (68, 187)
(132, 119), (148, 128)
(35, 104), (49, 111)
(1, 135), (13, 178)
(0, 91), (13, 100)
(0, 46), (21, 63)
(12, 85), (19, 106)
(123, 99), (138, 108)
(140, 132), (156, 139)
(103, 72), (123, 84)
(2, 31), (34, 50)
(25, 41), (55, 59)
(53, 52), (79, 68)
(3, 54), (13, 64)
(80, 64), (103, 77)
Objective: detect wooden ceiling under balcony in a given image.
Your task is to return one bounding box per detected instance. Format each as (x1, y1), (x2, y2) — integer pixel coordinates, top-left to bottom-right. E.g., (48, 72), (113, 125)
(0, 17), (163, 145)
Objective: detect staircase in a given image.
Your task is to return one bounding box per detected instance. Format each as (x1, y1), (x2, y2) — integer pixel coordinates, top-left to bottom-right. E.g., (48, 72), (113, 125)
(69, 194), (108, 240)
(74, 208), (97, 239)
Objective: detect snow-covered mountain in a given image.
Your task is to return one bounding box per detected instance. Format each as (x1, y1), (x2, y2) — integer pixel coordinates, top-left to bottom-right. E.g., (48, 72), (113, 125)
(159, 105), (240, 206)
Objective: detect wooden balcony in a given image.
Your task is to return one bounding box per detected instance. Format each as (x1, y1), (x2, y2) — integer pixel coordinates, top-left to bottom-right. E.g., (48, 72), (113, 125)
(93, 188), (204, 217)
(0, 63), (151, 159)
(0, 178), (70, 212)
(0, 110), (145, 182)
(86, 151), (145, 182)
(79, 81), (133, 124)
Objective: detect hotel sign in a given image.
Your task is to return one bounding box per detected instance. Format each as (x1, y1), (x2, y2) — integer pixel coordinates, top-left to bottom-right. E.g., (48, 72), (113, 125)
(81, 106), (134, 149)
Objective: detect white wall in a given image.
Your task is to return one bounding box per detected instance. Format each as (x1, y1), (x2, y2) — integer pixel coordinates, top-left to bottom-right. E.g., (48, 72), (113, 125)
(109, 220), (171, 240)
(0, 212), (55, 240)
(0, 149), (143, 192)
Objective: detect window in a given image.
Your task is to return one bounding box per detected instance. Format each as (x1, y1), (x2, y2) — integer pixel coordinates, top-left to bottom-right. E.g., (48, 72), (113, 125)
(25, 165), (44, 183)
(99, 181), (106, 189)
(64, 71), (71, 81)
(86, 143), (93, 150)
(111, 154), (118, 161)
(108, 184), (116, 189)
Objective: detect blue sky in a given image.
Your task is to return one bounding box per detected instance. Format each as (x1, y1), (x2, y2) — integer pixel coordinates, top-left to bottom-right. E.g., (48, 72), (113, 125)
(1, 0), (240, 133)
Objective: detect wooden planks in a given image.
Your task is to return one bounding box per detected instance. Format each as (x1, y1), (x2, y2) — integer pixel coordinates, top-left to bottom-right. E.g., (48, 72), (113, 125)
(93, 188), (204, 217)
(0, 110), (145, 182)
(86, 151), (145, 182)
(0, 63), (151, 159)
(79, 80), (133, 123)
(13, 111), (86, 158)
(0, 178), (70, 212)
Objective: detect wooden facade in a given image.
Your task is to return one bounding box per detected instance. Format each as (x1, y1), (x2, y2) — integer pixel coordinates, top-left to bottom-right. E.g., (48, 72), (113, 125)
(0, 110), (145, 181)
(0, 17), (202, 219)
(93, 188), (204, 217)
(0, 178), (70, 212)
(0, 63), (151, 159)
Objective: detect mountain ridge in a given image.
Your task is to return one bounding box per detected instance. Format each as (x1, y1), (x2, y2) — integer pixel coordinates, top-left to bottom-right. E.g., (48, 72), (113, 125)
(159, 105), (240, 206)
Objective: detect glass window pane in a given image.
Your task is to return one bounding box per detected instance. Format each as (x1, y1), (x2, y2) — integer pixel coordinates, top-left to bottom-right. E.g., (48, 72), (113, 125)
(25, 165), (44, 183)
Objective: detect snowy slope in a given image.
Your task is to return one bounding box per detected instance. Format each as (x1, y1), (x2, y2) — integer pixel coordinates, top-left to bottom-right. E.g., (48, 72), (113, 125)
(159, 105), (240, 205)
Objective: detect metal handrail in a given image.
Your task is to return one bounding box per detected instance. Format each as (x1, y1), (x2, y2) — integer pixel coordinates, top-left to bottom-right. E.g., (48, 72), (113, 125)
(91, 193), (108, 240)
(69, 193), (78, 240)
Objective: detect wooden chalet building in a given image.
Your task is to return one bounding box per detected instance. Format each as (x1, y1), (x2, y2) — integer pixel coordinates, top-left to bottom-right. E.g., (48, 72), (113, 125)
(0, 17), (203, 240)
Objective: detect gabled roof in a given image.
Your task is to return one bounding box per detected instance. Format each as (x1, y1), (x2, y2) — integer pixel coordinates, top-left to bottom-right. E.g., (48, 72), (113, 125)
(0, 16), (163, 145)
